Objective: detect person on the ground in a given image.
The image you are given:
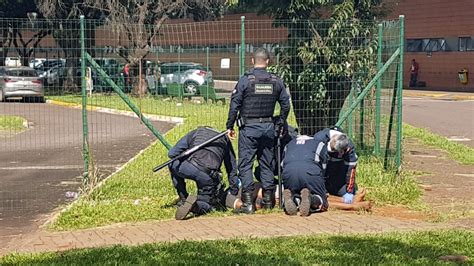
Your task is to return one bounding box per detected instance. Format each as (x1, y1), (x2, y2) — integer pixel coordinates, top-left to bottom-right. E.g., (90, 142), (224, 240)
(409, 59), (419, 87)
(225, 47), (291, 214)
(313, 126), (358, 204)
(168, 126), (239, 220)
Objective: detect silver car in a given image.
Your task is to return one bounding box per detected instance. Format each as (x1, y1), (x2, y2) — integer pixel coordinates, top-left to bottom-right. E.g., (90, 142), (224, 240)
(0, 67), (44, 102)
(160, 62), (214, 95)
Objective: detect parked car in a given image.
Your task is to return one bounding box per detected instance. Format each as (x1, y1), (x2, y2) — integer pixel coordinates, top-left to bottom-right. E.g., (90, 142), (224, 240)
(40, 65), (66, 86)
(0, 67), (44, 102)
(29, 58), (47, 68)
(34, 60), (66, 86)
(159, 62), (214, 95)
(5, 57), (22, 67)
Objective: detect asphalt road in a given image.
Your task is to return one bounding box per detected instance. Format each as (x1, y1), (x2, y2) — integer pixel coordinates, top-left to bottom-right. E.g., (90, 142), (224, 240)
(403, 98), (474, 147)
(0, 102), (174, 240)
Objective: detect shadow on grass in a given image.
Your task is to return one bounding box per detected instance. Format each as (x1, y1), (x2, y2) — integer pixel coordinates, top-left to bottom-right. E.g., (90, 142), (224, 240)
(2, 230), (472, 265)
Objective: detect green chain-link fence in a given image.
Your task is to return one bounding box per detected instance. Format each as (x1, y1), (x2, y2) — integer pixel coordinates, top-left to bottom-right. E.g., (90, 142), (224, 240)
(0, 15), (403, 230)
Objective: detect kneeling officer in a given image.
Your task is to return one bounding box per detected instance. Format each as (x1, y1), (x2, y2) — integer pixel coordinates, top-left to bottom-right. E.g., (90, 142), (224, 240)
(168, 126), (239, 220)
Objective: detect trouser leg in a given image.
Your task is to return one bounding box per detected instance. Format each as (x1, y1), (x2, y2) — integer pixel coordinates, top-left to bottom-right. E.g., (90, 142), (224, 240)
(169, 161), (188, 200)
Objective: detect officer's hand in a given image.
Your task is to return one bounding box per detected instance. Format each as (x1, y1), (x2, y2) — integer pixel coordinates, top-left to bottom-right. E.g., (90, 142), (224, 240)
(227, 129), (236, 140)
(342, 193), (354, 204)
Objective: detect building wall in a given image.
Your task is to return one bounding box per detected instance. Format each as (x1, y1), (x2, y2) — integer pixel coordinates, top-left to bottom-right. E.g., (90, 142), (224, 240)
(389, 0), (474, 91)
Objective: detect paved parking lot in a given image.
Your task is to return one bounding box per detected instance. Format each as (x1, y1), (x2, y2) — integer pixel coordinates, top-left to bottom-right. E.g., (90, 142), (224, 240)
(0, 102), (174, 240)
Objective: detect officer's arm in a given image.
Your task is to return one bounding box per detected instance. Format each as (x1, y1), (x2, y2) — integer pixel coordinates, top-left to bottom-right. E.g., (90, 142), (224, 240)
(225, 77), (246, 130)
(224, 140), (239, 195)
(277, 80), (291, 122)
(343, 144), (358, 194)
(167, 130), (194, 158)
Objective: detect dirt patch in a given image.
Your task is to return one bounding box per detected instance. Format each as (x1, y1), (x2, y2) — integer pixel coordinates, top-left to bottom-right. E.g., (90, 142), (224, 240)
(371, 206), (435, 221)
(402, 137), (474, 228)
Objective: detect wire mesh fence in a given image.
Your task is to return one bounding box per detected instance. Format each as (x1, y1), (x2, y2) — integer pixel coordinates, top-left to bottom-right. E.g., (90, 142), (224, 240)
(0, 16), (402, 231)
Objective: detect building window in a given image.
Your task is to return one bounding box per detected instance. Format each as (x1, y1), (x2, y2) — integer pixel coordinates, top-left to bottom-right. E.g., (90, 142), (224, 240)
(459, 37), (474, 51)
(406, 38), (446, 52)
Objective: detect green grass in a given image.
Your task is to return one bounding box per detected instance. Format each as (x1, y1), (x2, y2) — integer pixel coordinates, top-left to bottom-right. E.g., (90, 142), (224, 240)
(404, 123), (474, 165)
(0, 115), (26, 131)
(2, 230), (472, 265)
(48, 95), (422, 230)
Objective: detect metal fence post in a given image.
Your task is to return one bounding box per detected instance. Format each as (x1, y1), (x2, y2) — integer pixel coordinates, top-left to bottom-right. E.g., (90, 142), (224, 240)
(240, 16), (245, 77)
(396, 15), (405, 170)
(206, 46), (210, 101)
(375, 23), (383, 156)
(80, 15), (90, 180)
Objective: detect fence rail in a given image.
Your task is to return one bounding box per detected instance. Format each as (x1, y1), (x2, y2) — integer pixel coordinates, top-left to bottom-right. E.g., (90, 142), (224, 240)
(0, 16), (403, 231)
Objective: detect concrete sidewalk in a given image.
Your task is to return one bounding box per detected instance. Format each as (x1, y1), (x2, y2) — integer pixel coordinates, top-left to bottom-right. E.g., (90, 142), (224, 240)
(1, 212), (448, 256)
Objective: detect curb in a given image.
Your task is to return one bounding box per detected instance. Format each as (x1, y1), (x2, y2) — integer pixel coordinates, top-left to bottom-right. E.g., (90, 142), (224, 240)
(403, 90), (474, 100)
(46, 99), (184, 124)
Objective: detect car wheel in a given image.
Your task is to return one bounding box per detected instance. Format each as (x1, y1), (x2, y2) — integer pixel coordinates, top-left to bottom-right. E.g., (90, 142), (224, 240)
(183, 81), (198, 95)
(36, 96), (45, 103)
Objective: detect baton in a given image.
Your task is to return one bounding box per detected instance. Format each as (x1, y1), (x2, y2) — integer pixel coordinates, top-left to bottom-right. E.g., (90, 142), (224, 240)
(152, 130), (228, 172)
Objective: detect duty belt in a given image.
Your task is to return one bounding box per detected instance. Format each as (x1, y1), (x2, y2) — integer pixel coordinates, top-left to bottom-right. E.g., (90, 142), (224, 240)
(244, 117), (273, 124)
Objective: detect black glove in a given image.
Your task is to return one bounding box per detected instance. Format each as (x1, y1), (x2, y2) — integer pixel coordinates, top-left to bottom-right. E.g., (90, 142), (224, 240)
(275, 118), (287, 138)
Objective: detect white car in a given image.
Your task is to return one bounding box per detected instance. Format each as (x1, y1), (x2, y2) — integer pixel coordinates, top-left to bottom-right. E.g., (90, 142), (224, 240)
(160, 62), (214, 95)
(5, 57), (22, 67)
(29, 58), (47, 68)
(0, 67), (44, 102)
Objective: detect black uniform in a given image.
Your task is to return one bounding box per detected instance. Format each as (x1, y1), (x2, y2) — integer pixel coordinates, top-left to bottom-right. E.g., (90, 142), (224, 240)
(254, 124), (297, 182)
(226, 67), (290, 211)
(282, 135), (329, 210)
(168, 127), (239, 215)
(313, 127), (358, 196)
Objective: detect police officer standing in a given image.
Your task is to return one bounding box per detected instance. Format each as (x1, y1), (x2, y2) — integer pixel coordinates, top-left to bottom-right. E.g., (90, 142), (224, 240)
(168, 126), (239, 220)
(226, 48), (291, 214)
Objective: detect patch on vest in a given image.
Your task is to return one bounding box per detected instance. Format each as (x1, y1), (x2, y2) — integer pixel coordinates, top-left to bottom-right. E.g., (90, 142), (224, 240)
(254, 83), (273, 94)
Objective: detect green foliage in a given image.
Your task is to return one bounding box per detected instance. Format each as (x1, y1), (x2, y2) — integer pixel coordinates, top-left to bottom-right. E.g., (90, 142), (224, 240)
(2, 230), (473, 265)
(0, 115), (26, 131)
(0, 0), (38, 18)
(261, 0), (384, 135)
(404, 123), (474, 165)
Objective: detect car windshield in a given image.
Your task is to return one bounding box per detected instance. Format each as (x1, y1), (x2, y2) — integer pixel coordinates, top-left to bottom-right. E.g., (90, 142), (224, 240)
(6, 69), (38, 77)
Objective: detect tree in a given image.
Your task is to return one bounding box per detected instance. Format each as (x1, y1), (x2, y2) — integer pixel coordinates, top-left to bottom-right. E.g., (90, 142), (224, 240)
(0, 0), (40, 66)
(35, 0), (103, 90)
(84, 0), (226, 74)
(245, 0), (386, 135)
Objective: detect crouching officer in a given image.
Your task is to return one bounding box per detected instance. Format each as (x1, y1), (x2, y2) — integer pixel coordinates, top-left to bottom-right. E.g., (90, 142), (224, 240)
(168, 126), (239, 220)
(282, 135), (329, 216)
(226, 48), (290, 214)
(313, 127), (358, 204)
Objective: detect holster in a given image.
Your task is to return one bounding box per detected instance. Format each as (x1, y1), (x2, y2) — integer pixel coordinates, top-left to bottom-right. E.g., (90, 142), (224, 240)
(237, 117), (245, 128)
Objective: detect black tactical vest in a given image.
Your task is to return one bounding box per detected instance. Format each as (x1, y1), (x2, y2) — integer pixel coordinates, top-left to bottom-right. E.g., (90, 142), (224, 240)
(188, 127), (227, 170)
(240, 69), (280, 118)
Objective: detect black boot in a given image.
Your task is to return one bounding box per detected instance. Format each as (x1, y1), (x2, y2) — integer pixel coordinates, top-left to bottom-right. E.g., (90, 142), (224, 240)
(175, 195), (197, 220)
(175, 195), (187, 207)
(261, 189), (275, 209)
(240, 192), (255, 214)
